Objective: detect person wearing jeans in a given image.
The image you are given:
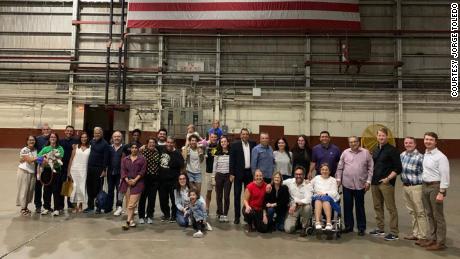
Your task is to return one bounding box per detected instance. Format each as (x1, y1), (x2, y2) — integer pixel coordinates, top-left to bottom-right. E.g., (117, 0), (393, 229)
(265, 172), (290, 232)
(213, 136), (232, 222)
(108, 131), (124, 215)
(336, 136), (373, 236)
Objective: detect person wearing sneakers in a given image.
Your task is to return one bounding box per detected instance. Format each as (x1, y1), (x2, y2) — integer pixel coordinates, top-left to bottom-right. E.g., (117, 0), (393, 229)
(213, 136), (232, 223)
(188, 189), (207, 238)
(109, 131), (125, 217)
(283, 166), (313, 236)
(38, 132), (65, 216)
(204, 133), (218, 216)
(417, 132), (450, 251)
(369, 127), (402, 241)
(400, 137), (428, 242)
(120, 143), (146, 230)
(138, 138), (160, 224)
(311, 164), (340, 232)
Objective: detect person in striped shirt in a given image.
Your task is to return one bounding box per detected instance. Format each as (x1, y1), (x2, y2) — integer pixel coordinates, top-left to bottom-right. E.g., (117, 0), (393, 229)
(400, 137), (428, 242)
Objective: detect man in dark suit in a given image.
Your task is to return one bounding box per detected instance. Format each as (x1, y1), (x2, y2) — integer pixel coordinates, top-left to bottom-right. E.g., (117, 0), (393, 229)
(230, 128), (256, 224)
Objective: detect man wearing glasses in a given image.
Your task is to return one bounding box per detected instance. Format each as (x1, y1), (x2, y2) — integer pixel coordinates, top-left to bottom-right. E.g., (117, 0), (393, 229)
(335, 136), (373, 236)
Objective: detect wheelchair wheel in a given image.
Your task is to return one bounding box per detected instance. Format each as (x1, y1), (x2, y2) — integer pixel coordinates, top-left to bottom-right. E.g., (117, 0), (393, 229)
(306, 227), (314, 236)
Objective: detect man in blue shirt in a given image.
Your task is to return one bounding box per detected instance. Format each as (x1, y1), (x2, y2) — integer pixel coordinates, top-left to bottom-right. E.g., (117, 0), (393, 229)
(251, 132), (275, 183)
(308, 131), (341, 179)
(207, 120), (223, 139)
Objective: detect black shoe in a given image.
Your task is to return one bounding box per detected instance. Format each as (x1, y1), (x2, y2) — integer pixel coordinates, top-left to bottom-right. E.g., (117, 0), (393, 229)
(358, 230), (365, 236)
(384, 234), (399, 241)
(169, 217), (176, 223)
(343, 228), (353, 234)
(161, 215), (168, 222)
(95, 208), (102, 214)
(300, 228), (307, 237)
(234, 218), (240, 224)
(369, 229), (385, 236)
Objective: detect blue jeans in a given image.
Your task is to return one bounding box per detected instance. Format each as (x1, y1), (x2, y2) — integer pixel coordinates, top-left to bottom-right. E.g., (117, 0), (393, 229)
(176, 210), (189, 227)
(187, 171), (202, 183)
(267, 207), (286, 231)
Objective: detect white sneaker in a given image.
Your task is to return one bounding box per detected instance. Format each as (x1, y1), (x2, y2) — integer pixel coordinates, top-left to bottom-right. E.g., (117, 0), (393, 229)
(315, 223), (322, 230)
(222, 215), (229, 222)
(41, 209), (50, 215)
(134, 210), (138, 215)
(218, 215), (224, 222)
(325, 223), (333, 231)
(52, 210), (60, 216)
(139, 218), (145, 224)
(206, 222), (213, 231)
(147, 218), (153, 224)
(193, 230), (204, 238)
(113, 206), (123, 216)
(129, 221), (136, 227)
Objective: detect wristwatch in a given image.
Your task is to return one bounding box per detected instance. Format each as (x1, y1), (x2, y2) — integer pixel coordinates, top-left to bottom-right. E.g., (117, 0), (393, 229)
(439, 190), (447, 197)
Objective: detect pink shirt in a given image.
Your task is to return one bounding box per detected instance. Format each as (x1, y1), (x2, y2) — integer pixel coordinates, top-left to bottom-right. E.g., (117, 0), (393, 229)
(335, 147), (374, 190)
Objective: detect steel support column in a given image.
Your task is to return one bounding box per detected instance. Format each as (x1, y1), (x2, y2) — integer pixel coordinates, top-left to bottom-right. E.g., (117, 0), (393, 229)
(215, 35), (221, 122)
(68, 0), (80, 126)
(157, 35), (164, 130)
(396, 0), (404, 138)
(304, 35), (312, 136)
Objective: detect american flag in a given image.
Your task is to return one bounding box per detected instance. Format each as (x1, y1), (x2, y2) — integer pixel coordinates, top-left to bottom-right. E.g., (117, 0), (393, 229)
(127, 0), (361, 30)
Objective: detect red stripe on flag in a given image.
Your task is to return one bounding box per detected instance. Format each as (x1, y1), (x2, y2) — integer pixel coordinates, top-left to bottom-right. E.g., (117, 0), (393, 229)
(128, 2), (359, 12)
(127, 19), (361, 30)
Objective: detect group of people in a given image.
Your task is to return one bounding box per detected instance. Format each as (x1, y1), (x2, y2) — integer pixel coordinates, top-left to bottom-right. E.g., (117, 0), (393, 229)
(15, 121), (450, 249)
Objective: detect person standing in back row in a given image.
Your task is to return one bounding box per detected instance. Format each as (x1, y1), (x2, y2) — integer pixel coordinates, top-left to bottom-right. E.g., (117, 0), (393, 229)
(417, 132), (450, 251)
(230, 128), (256, 225)
(84, 127), (109, 214)
(251, 132), (275, 184)
(309, 131), (341, 179)
(369, 127), (402, 241)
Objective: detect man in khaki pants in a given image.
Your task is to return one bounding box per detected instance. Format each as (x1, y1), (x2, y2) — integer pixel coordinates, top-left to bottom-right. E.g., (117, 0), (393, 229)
(369, 127), (402, 241)
(400, 137), (428, 241)
(417, 132), (450, 251)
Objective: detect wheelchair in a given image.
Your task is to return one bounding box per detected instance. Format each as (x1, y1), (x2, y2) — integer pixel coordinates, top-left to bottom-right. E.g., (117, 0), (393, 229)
(306, 197), (343, 240)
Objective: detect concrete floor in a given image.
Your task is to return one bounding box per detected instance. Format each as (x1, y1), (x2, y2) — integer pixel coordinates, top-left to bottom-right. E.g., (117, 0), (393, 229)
(0, 148), (459, 259)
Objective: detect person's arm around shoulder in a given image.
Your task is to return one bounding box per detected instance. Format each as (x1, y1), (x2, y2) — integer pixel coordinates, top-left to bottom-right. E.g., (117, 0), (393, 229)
(365, 149), (374, 191)
(250, 146), (258, 174)
(67, 146), (77, 179)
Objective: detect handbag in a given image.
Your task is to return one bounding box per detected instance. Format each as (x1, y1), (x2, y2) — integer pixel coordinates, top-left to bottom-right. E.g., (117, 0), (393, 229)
(61, 178), (74, 197)
(96, 176), (110, 211)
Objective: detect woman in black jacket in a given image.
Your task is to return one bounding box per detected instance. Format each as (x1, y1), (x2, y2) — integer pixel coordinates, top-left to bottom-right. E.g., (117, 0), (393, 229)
(265, 172), (290, 232)
(291, 135), (312, 177)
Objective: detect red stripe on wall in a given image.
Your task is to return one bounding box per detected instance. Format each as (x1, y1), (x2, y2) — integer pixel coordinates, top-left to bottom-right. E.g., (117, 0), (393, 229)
(128, 1), (359, 12)
(127, 19), (361, 30)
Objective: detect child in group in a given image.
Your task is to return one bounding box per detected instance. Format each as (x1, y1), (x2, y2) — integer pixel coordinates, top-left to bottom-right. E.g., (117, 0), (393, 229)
(311, 163), (340, 231)
(187, 189), (208, 238)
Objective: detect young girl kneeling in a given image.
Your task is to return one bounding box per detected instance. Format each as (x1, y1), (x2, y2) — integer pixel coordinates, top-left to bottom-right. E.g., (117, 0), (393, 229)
(187, 189), (208, 238)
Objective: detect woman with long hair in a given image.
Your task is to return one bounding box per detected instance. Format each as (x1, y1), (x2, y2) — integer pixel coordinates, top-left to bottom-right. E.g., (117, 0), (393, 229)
(265, 172), (290, 231)
(274, 138), (293, 180)
(175, 173), (191, 227)
(16, 135), (38, 216)
(67, 132), (90, 213)
(213, 136), (232, 222)
(291, 135), (312, 177)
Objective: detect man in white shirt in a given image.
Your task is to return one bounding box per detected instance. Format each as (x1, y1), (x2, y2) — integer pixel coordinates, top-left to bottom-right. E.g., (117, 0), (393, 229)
(417, 132), (450, 251)
(283, 166), (313, 236)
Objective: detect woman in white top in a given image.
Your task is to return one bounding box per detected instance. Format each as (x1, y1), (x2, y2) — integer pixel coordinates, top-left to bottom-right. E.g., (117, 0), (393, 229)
(273, 138), (293, 180)
(17, 135), (38, 216)
(213, 136), (231, 222)
(67, 132), (91, 213)
(311, 163), (340, 231)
